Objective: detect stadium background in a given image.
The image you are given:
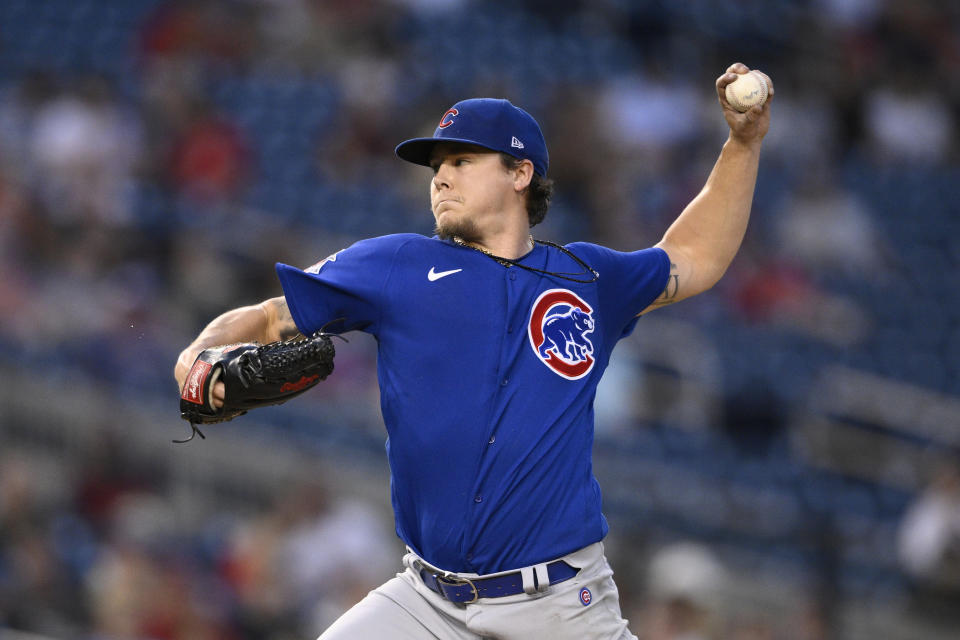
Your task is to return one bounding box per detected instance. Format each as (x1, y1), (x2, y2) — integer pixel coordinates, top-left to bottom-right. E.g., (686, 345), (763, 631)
(1, 0), (959, 638)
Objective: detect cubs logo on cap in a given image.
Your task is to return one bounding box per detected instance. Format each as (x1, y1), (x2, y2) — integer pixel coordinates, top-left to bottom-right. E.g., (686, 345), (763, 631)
(438, 108), (459, 129)
(395, 98), (549, 176)
(528, 289), (596, 380)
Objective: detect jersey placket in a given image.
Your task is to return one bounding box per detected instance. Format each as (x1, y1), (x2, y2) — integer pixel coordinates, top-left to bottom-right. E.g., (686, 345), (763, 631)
(490, 267), (522, 440)
(462, 266), (521, 570)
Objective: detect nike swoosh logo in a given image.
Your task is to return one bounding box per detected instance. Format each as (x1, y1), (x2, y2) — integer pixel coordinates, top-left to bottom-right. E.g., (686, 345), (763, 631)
(428, 267), (463, 281)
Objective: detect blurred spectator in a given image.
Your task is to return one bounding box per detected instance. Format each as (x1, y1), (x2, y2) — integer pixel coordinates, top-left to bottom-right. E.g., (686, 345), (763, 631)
(140, 0), (260, 69)
(28, 74), (141, 226)
(223, 477), (395, 637)
(318, 104), (398, 185)
(898, 463), (960, 603)
(280, 496), (396, 631)
(596, 66), (702, 155)
(167, 97), (251, 205)
(757, 80), (843, 171)
(221, 502), (297, 638)
(589, 58), (715, 249)
(726, 618), (775, 640)
(0, 70), (58, 181)
(0, 456), (81, 637)
(252, 0), (410, 74)
(74, 436), (160, 533)
(638, 542), (728, 640)
(598, 317), (722, 432)
(863, 75), (954, 163)
(0, 169), (40, 347)
(87, 544), (226, 640)
(813, 0), (883, 30)
(778, 603), (829, 640)
(773, 164), (884, 278)
(139, 58), (206, 180)
(725, 244), (871, 347)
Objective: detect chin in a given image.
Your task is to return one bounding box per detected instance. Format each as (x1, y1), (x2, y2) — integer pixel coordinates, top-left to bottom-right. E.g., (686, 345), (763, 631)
(435, 214), (481, 243)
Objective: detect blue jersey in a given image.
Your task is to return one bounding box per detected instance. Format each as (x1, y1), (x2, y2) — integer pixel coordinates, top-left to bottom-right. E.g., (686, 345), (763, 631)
(276, 234), (670, 574)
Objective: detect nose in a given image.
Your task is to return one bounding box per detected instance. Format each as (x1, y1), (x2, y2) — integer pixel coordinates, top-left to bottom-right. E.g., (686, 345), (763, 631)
(433, 162), (451, 190)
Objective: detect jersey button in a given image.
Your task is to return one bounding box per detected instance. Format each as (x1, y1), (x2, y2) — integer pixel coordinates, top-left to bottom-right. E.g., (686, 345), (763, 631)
(509, 272), (517, 281)
(488, 435), (496, 444)
(500, 378), (509, 386)
(474, 495), (483, 503)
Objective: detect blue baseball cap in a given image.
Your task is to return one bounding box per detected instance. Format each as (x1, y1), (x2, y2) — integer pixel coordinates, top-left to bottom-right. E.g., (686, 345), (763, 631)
(395, 98), (549, 176)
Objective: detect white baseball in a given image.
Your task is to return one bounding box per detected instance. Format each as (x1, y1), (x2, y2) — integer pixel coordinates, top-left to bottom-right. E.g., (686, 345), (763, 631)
(724, 70), (768, 113)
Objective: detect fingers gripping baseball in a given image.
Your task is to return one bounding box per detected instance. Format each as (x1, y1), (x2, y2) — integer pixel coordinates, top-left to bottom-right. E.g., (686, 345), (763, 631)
(716, 62), (774, 144)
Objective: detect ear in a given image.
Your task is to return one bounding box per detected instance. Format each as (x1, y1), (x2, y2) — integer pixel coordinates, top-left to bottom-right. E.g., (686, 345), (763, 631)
(512, 159), (534, 193)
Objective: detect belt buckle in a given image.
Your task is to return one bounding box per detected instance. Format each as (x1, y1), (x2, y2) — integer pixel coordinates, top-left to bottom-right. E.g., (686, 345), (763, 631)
(435, 573), (479, 604)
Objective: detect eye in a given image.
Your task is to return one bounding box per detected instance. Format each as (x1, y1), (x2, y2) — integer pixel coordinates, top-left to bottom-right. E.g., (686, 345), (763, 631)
(454, 157), (469, 166)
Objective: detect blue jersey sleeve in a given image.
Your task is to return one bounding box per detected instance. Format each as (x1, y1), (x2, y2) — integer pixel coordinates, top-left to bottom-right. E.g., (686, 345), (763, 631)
(275, 234), (414, 336)
(567, 243), (671, 335)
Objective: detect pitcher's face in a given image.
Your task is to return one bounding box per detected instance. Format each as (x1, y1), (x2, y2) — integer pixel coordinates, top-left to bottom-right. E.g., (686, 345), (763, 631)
(429, 143), (515, 242)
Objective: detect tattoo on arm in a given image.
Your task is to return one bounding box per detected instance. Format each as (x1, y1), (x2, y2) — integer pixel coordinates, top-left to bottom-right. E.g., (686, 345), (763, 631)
(273, 298), (303, 340)
(651, 262), (680, 306)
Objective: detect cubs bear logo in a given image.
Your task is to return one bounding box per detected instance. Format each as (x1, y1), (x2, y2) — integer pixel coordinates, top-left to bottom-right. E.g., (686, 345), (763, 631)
(528, 289), (596, 380)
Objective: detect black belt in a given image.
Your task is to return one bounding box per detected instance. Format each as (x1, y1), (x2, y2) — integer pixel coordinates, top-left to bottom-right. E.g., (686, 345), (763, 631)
(416, 560), (579, 604)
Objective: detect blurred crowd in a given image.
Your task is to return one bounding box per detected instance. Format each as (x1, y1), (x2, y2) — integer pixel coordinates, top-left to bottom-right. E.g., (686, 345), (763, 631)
(0, 0), (957, 395)
(0, 443), (398, 639)
(1, 0), (959, 638)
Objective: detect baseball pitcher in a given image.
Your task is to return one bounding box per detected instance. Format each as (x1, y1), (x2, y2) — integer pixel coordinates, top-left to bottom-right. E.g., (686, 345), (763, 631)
(174, 63), (773, 639)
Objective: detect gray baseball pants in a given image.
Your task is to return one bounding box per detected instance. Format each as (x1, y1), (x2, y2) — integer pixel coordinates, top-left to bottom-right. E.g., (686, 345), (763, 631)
(318, 542), (637, 640)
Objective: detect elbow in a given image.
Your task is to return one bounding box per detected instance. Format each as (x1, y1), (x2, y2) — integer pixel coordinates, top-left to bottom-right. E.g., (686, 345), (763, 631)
(705, 260), (732, 289)
(656, 240), (734, 300)
(698, 258), (734, 294)
(684, 259), (730, 300)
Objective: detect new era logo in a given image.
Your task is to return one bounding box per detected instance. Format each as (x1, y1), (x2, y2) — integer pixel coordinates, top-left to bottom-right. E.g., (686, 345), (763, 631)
(511, 136), (524, 149)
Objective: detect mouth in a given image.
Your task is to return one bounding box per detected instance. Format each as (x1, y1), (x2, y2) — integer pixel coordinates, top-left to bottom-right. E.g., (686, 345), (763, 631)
(433, 198), (460, 215)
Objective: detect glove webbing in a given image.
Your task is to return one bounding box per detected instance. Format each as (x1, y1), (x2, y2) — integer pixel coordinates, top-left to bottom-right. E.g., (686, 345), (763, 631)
(260, 337), (335, 378)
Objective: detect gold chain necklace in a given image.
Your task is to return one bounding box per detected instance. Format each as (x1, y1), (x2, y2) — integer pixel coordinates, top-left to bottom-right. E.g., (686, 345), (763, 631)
(451, 235), (534, 266)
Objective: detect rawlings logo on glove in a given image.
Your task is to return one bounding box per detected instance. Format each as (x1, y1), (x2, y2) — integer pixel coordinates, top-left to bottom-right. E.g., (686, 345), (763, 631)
(176, 331), (337, 442)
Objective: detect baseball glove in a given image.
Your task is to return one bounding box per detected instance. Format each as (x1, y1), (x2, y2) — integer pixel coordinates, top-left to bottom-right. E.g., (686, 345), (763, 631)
(176, 330), (337, 442)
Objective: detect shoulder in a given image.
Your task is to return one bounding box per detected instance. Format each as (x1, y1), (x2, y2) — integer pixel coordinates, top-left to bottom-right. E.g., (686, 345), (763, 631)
(560, 242), (671, 292)
(354, 233), (453, 256)
(567, 241), (668, 265)
(350, 233), (429, 252)
(320, 234), (456, 283)
(321, 233), (433, 265)
(564, 241), (664, 259)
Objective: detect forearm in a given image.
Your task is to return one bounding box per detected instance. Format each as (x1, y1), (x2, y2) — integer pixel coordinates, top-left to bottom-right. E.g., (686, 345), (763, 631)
(644, 63), (772, 312)
(657, 136), (761, 293)
(174, 297), (298, 389)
